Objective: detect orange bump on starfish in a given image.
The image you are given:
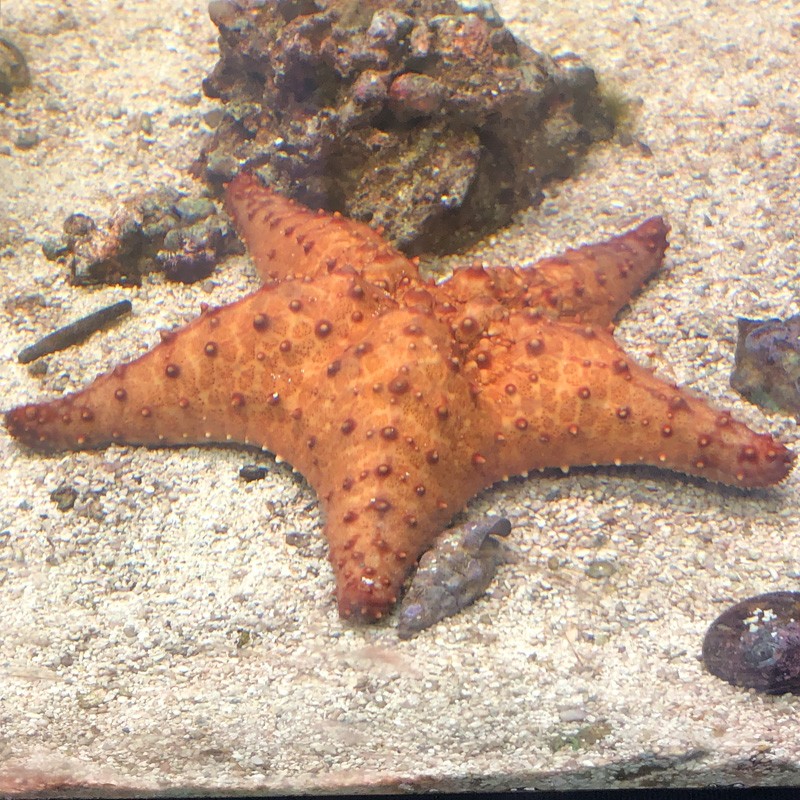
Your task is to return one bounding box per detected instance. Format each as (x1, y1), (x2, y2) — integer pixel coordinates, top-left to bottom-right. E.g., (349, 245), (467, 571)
(6, 173), (794, 621)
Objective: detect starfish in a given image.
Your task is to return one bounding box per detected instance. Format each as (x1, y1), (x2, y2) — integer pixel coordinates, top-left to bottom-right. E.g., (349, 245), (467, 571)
(6, 174), (794, 621)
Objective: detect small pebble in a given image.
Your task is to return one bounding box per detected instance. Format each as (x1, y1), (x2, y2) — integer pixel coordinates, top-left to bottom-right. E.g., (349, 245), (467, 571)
(205, 151), (239, 181)
(586, 559), (617, 579)
(14, 128), (40, 150)
(203, 108), (225, 128)
(239, 464), (268, 482)
(366, 10), (414, 42)
(285, 530), (311, 547)
(558, 706), (588, 723)
(174, 197), (217, 224)
(27, 360), (48, 377)
(456, 0), (504, 26)
(41, 236), (71, 261)
(50, 484), (78, 512)
(138, 112), (154, 134)
(178, 92), (202, 107)
(63, 213), (97, 236)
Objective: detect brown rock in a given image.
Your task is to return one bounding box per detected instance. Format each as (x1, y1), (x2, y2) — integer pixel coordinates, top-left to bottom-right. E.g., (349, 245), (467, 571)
(194, 0), (616, 255)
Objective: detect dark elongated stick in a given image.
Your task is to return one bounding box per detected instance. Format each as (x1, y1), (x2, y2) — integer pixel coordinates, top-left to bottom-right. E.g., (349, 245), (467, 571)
(18, 300), (132, 364)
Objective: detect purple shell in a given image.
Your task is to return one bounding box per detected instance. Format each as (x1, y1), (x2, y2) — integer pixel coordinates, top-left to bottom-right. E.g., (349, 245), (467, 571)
(702, 591), (800, 694)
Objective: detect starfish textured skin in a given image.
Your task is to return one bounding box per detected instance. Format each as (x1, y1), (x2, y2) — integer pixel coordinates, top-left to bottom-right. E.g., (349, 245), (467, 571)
(6, 174), (794, 620)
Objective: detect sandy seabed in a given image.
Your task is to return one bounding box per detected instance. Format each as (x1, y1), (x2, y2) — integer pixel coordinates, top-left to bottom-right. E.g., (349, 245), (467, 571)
(1, 0), (799, 794)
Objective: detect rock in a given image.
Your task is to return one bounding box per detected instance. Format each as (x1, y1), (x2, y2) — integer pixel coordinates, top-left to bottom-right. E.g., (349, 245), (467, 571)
(50, 484), (78, 512)
(238, 464), (269, 482)
(193, 0), (616, 255)
(45, 186), (242, 286)
(730, 315), (800, 417)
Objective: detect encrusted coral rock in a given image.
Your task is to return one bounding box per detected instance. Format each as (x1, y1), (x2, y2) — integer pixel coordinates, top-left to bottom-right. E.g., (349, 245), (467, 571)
(195, 0), (616, 254)
(42, 187), (241, 286)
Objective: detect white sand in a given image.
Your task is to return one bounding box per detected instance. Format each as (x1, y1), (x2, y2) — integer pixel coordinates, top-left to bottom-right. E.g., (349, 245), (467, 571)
(1, 0), (799, 793)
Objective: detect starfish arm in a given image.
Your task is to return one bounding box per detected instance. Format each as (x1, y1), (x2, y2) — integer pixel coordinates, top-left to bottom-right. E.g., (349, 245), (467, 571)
(225, 172), (416, 290)
(294, 308), (490, 619)
(5, 269), (391, 459)
(517, 216), (670, 325)
(443, 217), (669, 331)
(469, 313), (794, 488)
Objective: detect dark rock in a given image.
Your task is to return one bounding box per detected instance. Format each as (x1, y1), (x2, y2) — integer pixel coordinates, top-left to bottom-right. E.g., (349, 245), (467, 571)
(0, 37), (31, 96)
(63, 213), (97, 237)
(239, 464), (269, 482)
(41, 236), (72, 261)
(46, 187), (242, 286)
(285, 530), (312, 547)
(174, 197), (218, 224)
(703, 591), (800, 694)
(193, 0), (616, 255)
(730, 315), (800, 416)
(50, 484), (78, 512)
(14, 128), (40, 150)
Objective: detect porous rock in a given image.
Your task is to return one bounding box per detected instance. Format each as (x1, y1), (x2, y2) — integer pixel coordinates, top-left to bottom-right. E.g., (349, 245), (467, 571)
(43, 186), (242, 286)
(194, 0), (616, 255)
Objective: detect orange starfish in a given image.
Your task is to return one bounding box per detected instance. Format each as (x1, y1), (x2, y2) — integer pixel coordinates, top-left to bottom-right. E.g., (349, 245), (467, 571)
(6, 174), (794, 620)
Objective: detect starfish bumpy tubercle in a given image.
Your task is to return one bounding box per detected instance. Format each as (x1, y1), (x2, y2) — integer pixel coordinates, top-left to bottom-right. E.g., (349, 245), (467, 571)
(6, 174), (794, 620)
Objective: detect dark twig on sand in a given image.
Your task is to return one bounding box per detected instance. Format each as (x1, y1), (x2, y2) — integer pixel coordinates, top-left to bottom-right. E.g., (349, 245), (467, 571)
(18, 300), (133, 364)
